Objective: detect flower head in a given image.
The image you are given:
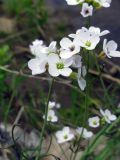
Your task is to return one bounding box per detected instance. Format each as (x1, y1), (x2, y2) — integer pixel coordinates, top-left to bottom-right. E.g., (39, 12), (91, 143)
(76, 127), (93, 139)
(48, 53), (73, 77)
(74, 28), (100, 50)
(43, 110), (58, 122)
(48, 101), (56, 110)
(28, 40), (57, 75)
(29, 39), (46, 58)
(100, 109), (117, 124)
(103, 39), (120, 58)
(55, 127), (74, 144)
(60, 37), (80, 59)
(81, 3), (93, 18)
(88, 116), (100, 128)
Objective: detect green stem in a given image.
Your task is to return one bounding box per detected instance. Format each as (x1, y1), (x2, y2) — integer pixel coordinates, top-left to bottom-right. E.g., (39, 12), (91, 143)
(36, 78), (54, 160)
(4, 90), (16, 128)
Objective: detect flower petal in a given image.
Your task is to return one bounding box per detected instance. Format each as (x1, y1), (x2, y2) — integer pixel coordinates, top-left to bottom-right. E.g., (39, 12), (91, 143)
(28, 58), (46, 75)
(60, 37), (72, 50)
(48, 53), (59, 64)
(48, 65), (59, 77)
(78, 77), (86, 90)
(109, 51), (120, 57)
(59, 68), (72, 77)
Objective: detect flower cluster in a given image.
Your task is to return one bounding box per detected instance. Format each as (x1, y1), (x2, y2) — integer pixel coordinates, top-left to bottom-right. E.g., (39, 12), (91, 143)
(88, 109), (117, 128)
(55, 108), (116, 144)
(28, 26), (120, 90)
(55, 126), (93, 144)
(65, 0), (112, 17)
(43, 101), (60, 122)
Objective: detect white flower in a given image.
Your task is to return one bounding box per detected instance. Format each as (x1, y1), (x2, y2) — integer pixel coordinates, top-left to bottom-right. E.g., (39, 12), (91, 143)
(65, 0), (85, 5)
(28, 58), (47, 75)
(30, 40), (56, 58)
(100, 109), (117, 124)
(48, 53), (73, 77)
(78, 66), (87, 91)
(69, 27), (109, 40)
(76, 127), (93, 139)
(94, 0), (112, 8)
(88, 116), (100, 128)
(72, 55), (82, 68)
(81, 3), (93, 18)
(60, 37), (80, 59)
(43, 110), (58, 122)
(55, 127), (74, 144)
(48, 101), (61, 109)
(88, 26), (110, 37)
(103, 39), (120, 58)
(48, 101), (56, 110)
(74, 29), (100, 50)
(56, 103), (61, 109)
(28, 40), (57, 75)
(29, 39), (45, 58)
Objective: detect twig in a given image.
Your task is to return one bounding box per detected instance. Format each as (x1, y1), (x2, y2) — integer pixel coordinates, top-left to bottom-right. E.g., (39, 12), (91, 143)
(13, 106), (24, 125)
(102, 58), (120, 72)
(89, 69), (120, 85)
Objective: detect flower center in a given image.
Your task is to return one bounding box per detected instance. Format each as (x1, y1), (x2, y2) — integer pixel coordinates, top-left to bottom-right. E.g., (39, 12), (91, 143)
(69, 45), (75, 52)
(93, 121), (97, 125)
(56, 63), (64, 69)
(85, 9), (89, 14)
(105, 115), (109, 120)
(64, 134), (68, 140)
(85, 41), (91, 47)
(48, 116), (52, 121)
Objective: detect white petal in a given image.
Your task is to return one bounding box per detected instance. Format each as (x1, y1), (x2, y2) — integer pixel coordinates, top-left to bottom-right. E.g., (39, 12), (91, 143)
(63, 127), (70, 133)
(28, 59), (46, 75)
(60, 50), (74, 59)
(59, 68), (72, 77)
(109, 115), (117, 121)
(60, 37), (73, 50)
(109, 51), (120, 57)
(48, 53), (59, 64)
(107, 40), (118, 51)
(49, 41), (57, 52)
(78, 77), (86, 90)
(100, 30), (110, 36)
(100, 109), (105, 116)
(48, 65), (59, 77)
(65, 0), (81, 5)
(68, 33), (76, 38)
(63, 57), (73, 67)
(72, 55), (82, 68)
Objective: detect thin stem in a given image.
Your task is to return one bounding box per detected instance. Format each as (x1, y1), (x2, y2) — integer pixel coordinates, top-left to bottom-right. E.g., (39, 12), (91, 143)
(72, 52), (90, 160)
(36, 78), (55, 160)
